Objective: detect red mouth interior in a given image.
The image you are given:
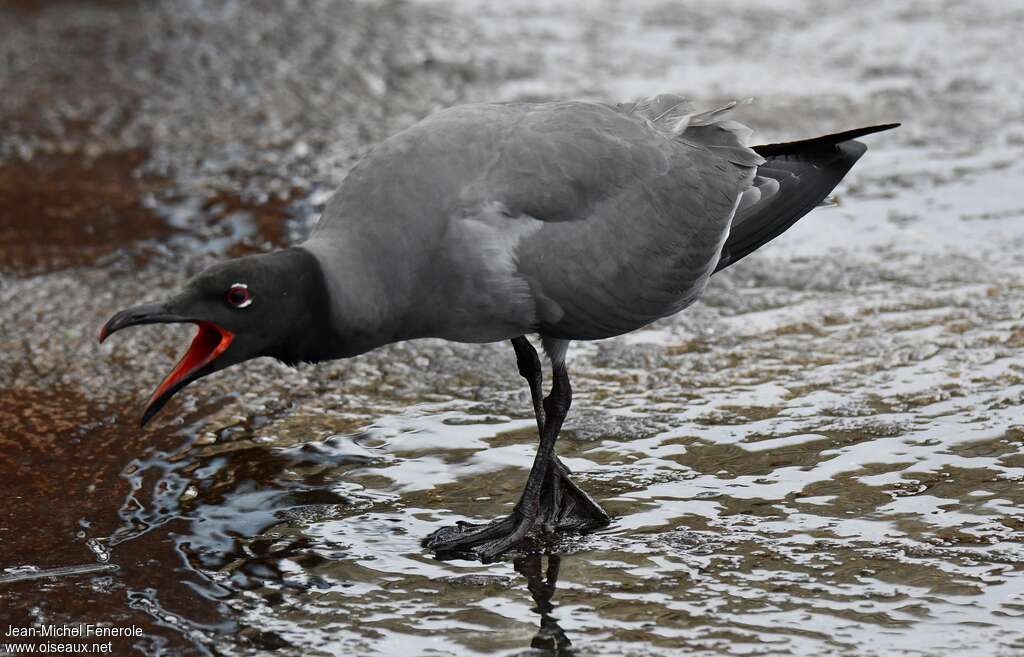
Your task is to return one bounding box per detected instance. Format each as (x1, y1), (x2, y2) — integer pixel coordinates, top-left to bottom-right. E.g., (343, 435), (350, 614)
(147, 321), (234, 407)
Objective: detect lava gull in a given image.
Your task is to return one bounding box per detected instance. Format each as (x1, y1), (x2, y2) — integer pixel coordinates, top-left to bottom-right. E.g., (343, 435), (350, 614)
(101, 94), (897, 560)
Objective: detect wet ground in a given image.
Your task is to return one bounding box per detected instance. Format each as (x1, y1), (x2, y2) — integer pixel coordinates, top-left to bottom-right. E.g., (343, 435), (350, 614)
(1, 0), (1023, 655)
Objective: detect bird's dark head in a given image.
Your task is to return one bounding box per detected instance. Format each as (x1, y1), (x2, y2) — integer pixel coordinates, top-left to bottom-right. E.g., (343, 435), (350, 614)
(100, 247), (335, 426)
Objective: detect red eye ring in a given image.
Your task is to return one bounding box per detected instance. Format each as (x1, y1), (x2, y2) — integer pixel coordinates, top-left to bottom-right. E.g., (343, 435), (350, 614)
(225, 283), (252, 308)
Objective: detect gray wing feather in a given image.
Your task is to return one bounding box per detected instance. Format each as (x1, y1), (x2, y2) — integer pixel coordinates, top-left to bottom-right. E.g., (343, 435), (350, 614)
(511, 98), (759, 339)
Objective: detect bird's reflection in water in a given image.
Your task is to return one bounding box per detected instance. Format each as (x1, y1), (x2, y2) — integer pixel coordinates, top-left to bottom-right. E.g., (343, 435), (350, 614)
(514, 554), (574, 655)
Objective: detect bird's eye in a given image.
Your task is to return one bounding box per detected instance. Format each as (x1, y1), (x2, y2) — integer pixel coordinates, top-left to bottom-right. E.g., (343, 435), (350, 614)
(225, 283), (252, 308)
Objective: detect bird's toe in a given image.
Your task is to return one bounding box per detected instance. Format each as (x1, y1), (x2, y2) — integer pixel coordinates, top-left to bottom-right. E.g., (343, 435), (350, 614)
(423, 515), (519, 554)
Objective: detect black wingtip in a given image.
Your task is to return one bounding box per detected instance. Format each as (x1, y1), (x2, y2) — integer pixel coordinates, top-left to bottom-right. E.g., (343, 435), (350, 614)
(753, 122), (900, 156)
(713, 123), (900, 274)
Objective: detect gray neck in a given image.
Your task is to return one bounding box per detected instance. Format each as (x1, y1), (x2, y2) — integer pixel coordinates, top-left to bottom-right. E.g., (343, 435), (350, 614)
(299, 238), (417, 357)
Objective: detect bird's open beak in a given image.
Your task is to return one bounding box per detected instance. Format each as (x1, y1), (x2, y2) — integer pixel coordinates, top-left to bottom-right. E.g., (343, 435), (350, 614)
(100, 303), (234, 426)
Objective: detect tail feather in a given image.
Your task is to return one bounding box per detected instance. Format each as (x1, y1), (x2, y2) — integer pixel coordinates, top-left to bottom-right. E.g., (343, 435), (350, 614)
(713, 123), (899, 274)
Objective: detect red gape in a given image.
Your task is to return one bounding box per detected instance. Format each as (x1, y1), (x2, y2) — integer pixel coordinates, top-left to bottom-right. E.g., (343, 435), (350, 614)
(146, 322), (234, 409)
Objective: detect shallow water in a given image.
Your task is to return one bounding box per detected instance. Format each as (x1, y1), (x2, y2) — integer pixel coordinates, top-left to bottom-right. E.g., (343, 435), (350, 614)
(1, 1), (1023, 655)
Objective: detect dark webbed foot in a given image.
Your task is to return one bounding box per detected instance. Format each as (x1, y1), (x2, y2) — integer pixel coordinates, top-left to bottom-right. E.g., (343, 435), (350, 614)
(540, 457), (609, 533)
(424, 513), (530, 562)
(423, 463), (609, 561)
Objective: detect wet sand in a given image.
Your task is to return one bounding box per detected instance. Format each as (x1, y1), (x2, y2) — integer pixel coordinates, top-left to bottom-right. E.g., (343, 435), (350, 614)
(1, 1), (1023, 655)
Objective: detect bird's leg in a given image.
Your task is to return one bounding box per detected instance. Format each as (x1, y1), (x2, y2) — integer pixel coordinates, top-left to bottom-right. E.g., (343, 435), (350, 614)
(511, 337), (608, 534)
(512, 335), (546, 435)
(423, 337), (609, 561)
